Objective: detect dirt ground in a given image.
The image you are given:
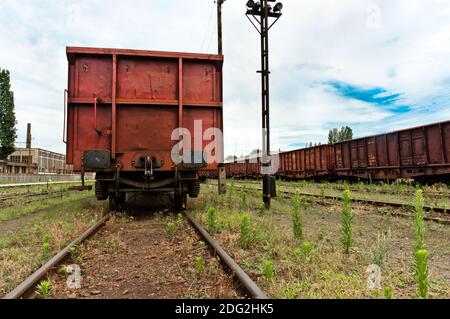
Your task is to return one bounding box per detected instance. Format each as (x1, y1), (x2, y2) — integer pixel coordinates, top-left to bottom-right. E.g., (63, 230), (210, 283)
(50, 195), (242, 299)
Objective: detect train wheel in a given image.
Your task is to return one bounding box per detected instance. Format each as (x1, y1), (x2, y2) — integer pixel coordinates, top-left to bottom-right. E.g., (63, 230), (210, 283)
(95, 181), (108, 201)
(188, 180), (201, 198)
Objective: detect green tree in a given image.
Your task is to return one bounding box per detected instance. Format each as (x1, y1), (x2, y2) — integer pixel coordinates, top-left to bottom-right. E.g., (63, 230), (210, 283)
(328, 126), (353, 144)
(0, 68), (17, 159)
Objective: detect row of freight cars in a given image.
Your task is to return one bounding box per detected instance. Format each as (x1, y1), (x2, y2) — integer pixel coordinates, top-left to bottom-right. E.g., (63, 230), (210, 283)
(224, 121), (450, 182)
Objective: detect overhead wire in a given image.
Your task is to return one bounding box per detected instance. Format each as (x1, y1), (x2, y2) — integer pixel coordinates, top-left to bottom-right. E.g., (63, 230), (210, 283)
(200, 1), (216, 52)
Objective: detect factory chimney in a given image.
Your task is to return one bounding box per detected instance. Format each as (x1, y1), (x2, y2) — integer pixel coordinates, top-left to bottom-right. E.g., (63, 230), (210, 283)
(26, 123), (32, 149)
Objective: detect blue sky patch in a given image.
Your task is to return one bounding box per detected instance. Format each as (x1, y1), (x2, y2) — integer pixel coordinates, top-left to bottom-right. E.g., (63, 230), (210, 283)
(325, 80), (410, 113)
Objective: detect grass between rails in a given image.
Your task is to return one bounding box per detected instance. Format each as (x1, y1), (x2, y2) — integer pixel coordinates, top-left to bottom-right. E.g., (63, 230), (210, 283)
(192, 180), (450, 299)
(0, 197), (104, 296)
(0, 190), (96, 222)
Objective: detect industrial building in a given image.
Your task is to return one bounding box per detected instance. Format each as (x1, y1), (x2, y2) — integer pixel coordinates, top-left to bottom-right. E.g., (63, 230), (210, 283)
(3, 148), (73, 175)
(0, 124), (73, 175)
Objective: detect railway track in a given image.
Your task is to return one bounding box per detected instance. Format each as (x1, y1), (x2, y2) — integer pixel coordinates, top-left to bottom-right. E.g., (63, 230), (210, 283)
(0, 181), (94, 210)
(0, 189), (84, 210)
(0, 181), (83, 189)
(233, 185), (450, 225)
(235, 179), (449, 198)
(3, 214), (110, 299)
(3, 208), (267, 299)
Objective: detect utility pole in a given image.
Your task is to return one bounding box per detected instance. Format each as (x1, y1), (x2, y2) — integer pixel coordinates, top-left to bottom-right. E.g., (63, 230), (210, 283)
(217, 0), (227, 195)
(217, 0), (225, 55)
(245, 0), (283, 208)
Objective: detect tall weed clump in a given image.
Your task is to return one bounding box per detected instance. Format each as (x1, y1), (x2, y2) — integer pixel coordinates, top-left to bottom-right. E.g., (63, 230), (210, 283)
(207, 207), (217, 234)
(240, 191), (247, 211)
(240, 215), (252, 248)
(372, 230), (391, 268)
(341, 190), (353, 254)
(414, 190), (425, 251)
(413, 190), (429, 298)
(292, 190), (303, 240)
(414, 249), (429, 299)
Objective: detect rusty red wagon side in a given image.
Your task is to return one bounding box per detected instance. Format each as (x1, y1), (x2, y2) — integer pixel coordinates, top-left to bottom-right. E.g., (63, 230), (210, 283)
(277, 145), (334, 180)
(65, 47), (225, 209)
(333, 121), (450, 180)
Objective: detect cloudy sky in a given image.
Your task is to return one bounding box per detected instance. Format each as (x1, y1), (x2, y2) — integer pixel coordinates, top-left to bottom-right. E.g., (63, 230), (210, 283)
(0, 0), (449, 157)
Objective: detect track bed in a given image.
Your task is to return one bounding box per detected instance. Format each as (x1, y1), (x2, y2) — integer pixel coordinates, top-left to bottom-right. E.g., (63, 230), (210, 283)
(47, 201), (243, 299)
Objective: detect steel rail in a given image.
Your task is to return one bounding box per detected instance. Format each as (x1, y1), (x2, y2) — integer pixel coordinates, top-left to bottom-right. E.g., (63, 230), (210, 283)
(233, 185), (450, 225)
(185, 211), (268, 299)
(0, 190), (68, 202)
(3, 213), (110, 299)
(0, 189), (89, 210)
(233, 179), (449, 198)
(0, 181), (92, 189)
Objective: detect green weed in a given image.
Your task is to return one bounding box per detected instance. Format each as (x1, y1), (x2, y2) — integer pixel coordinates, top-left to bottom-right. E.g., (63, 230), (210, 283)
(414, 249), (429, 298)
(207, 207), (217, 233)
(35, 279), (52, 298)
(68, 246), (77, 256)
(176, 213), (184, 225)
(414, 190), (426, 251)
(59, 265), (69, 277)
(166, 221), (175, 237)
(384, 286), (394, 299)
(42, 234), (51, 255)
(240, 191), (247, 211)
(292, 190), (303, 240)
(261, 258), (275, 283)
(194, 256), (205, 274)
(341, 190), (353, 254)
(372, 230), (391, 268)
(240, 215), (252, 248)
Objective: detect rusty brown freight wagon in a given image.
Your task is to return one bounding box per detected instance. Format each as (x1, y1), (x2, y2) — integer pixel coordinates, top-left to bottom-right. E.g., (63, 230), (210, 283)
(277, 145), (334, 180)
(333, 121), (450, 181)
(64, 47), (224, 210)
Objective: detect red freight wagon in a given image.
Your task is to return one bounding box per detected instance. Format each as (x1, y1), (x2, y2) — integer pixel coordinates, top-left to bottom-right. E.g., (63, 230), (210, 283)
(64, 47), (225, 210)
(278, 145), (334, 179)
(333, 121), (450, 180)
(225, 161), (244, 177)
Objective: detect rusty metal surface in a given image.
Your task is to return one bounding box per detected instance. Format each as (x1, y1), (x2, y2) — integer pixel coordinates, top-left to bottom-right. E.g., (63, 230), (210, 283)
(278, 144), (333, 179)
(65, 47), (224, 174)
(225, 121), (449, 181)
(334, 121), (450, 179)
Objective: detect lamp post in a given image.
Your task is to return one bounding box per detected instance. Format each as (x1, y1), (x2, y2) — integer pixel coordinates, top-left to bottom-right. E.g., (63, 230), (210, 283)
(245, 0), (283, 208)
